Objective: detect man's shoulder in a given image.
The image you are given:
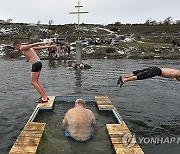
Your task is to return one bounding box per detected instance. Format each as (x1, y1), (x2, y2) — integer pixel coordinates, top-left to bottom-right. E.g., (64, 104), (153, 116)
(20, 44), (33, 51)
(86, 109), (94, 115)
(66, 108), (75, 114)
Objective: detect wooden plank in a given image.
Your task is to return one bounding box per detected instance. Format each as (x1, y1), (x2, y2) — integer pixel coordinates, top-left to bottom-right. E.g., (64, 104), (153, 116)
(24, 122), (46, 131)
(9, 122), (46, 154)
(10, 151), (35, 154)
(38, 96), (55, 108)
(111, 138), (137, 144)
(96, 100), (113, 105)
(20, 129), (44, 134)
(106, 124), (130, 134)
(19, 131), (43, 138)
(28, 96), (55, 122)
(10, 145), (37, 153)
(96, 98), (112, 102)
(96, 97), (144, 154)
(9, 97), (55, 154)
(95, 96), (109, 100)
(97, 105), (114, 110)
(14, 136), (41, 146)
(10, 95), (144, 154)
(114, 147), (144, 154)
(95, 96), (114, 110)
(96, 96), (125, 125)
(98, 104), (112, 107)
(109, 134), (126, 138)
(114, 144), (140, 149)
(106, 124), (144, 154)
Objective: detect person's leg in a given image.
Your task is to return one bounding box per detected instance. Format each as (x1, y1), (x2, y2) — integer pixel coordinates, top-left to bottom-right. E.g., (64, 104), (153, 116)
(123, 75), (137, 83)
(117, 68), (148, 87)
(36, 72), (48, 97)
(122, 67), (160, 84)
(123, 74), (135, 78)
(117, 74), (137, 87)
(37, 81), (47, 97)
(31, 72), (48, 101)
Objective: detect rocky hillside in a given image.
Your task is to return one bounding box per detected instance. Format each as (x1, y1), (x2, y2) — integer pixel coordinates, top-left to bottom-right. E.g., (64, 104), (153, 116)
(0, 23), (180, 59)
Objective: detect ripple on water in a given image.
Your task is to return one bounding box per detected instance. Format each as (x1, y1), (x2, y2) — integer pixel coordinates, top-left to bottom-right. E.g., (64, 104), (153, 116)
(0, 58), (180, 154)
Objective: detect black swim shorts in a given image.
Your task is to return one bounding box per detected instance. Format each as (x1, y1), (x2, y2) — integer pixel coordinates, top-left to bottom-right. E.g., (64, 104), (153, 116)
(31, 61), (42, 72)
(133, 66), (162, 80)
(64, 130), (94, 143)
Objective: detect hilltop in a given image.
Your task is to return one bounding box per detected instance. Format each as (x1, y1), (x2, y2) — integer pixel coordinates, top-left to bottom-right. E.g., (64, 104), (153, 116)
(0, 23), (180, 59)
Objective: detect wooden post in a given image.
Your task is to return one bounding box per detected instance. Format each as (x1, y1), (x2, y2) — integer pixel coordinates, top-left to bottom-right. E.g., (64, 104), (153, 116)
(76, 41), (82, 65)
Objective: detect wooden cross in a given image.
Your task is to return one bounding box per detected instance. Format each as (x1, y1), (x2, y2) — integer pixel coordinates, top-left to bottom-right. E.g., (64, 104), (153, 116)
(69, 1), (88, 39)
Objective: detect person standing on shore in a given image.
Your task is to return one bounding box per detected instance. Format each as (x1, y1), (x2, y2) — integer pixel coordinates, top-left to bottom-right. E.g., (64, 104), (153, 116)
(13, 41), (56, 103)
(117, 66), (180, 88)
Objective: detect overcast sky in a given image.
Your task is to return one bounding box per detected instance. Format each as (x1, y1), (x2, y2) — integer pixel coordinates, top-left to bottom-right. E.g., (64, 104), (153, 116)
(0, 0), (179, 25)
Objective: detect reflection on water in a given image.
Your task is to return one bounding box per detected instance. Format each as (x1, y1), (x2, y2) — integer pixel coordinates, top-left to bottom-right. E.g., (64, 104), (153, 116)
(0, 58), (180, 154)
(48, 59), (63, 68)
(48, 59), (56, 68)
(74, 69), (82, 93)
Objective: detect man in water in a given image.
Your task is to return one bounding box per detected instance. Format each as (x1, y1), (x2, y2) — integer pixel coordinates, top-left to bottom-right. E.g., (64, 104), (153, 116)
(117, 66), (180, 88)
(13, 41), (56, 103)
(62, 99), (96, 142)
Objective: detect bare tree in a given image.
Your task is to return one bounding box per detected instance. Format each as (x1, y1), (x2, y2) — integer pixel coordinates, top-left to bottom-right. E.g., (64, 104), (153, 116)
(144, 18), (158, 25)
(37, 20), (41, 25)
(176, 20), (180, 25)
(163, 17), (173, 25)
(6, 18), (13, 23)
(144, 19), (151, 25)
(159, 21), (164, 25)
(114, 21), (121, 25)
(151, 20), (158, 25)
(48, 20), (53, 25)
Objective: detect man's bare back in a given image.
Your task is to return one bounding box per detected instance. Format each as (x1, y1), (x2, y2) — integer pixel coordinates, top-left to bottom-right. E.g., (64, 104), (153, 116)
(161, 68), (180, 80)
(62, 99), (96, 141)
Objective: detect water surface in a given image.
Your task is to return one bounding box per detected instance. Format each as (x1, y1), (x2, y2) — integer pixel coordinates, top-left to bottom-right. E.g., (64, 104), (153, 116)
(0, 58), (180, 154)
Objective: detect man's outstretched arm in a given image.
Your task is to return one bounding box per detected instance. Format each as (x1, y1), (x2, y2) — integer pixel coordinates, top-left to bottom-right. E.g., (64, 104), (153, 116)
(20, 42), (48, 51)
(33, 45), (57, 51)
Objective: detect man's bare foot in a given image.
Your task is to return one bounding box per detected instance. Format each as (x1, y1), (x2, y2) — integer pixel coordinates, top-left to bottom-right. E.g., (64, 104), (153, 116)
(120, 80), (124, 88)
(117, 76), (122, 85)
(39, 97), (49, 100)
(117, 76), (124, 88)
(36, 98), (49, 103)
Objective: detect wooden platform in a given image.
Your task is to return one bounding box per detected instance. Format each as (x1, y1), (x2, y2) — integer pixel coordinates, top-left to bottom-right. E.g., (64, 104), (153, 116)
(9, 96), (55, 154)
(106, 124), (144, 154)
(10, 96), (144, 154)
(95, 96), (144, 154)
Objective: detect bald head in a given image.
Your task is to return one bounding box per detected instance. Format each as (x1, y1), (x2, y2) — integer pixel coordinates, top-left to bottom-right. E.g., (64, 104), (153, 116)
(75, 99), (86, 108)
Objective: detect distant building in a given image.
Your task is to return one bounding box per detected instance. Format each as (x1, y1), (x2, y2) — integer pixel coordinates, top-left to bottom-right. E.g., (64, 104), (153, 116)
(0, 20), (5, 24)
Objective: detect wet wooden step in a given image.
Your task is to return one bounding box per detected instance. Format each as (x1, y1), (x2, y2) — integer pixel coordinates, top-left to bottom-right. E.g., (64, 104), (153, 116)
(9, 122), (46, 154)
(106, 124), (144, 154)
(9, 96), (56, 154)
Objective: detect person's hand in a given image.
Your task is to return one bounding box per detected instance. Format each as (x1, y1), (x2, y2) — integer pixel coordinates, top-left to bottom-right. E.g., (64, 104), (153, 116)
(43, 42), (51, 45)
(51, 44), (57, 48)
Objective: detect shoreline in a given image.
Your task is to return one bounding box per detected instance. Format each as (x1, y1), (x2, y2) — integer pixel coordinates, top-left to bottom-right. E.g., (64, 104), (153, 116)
(1, 43), (180, 60)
